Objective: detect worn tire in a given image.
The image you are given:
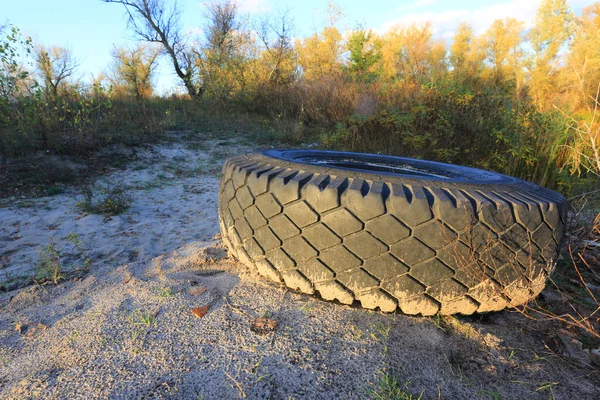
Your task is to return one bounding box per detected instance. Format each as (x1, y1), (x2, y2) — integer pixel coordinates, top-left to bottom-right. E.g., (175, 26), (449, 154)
(218, 150), (567, 315)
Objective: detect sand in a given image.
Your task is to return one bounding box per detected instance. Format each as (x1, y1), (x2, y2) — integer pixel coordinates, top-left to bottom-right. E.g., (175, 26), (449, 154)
(0, 136), (598, 399)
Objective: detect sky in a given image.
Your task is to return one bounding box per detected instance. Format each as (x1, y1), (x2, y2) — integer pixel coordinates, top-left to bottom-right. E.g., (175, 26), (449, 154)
(2, 0), (597, 94)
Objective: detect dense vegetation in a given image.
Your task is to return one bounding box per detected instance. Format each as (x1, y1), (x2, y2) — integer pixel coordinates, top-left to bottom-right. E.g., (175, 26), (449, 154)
(1, 0), (599, 196)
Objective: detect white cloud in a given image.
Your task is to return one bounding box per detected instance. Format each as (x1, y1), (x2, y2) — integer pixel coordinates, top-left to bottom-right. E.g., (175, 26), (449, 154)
(380, 0), (593, 40)
(235, 0), (271, 14)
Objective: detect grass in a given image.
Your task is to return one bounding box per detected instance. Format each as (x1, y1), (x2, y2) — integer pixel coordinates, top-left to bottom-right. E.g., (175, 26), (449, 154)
(77, 183), (132, 216)
(156, 286), (176, 298)
(35, 233), (89, 285)
(366, 370), (424, 400)
(129, 309), (156, 327)
(47, 186), (64, 196)
(350, 324), (364, 340)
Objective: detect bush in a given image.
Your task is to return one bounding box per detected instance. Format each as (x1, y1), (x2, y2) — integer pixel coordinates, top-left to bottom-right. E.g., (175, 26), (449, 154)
(77, 184), (132, 216)
(36, 233), (89, 284)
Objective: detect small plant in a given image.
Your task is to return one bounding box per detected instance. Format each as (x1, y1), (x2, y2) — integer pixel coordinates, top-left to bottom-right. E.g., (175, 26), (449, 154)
(47, 186), (64, 196)
(36, 233), (87, 284)
(78, 183), (132, 216)
(366, 369), (424, 400)
(350, 324), (363, 340)
(129, 309), (156, 327)
(156, 286), (176, 298)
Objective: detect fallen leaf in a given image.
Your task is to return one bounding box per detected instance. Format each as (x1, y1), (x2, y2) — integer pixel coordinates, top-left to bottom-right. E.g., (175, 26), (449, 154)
(188, 286), (207, 296)
(251, 317), (278, 335)
(192, 306), (209, 318)
(15, 322), (26, 334)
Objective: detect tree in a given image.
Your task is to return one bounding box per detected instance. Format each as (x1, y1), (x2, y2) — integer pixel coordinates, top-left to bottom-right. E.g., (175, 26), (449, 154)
(194, 1), (251, 101)
(297, 26), (343, 80)
(346, 29), (380, 83)
(563, 3), (600, 112)
(296, 1), (345, 80)
(528, 0), (575, 109)
(102, 0), (202, 98)
(483, 18), (525, 91)
(0, 25), (34, 101)
(35, 45), (79, 98)
(255, 9), (296, 86)
(379, 23), (446, 83)
(108, 43), (160, 99)
(449, 22), (486, 83)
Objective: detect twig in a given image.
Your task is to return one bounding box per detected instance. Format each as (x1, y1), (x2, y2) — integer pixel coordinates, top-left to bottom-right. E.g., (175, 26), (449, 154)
(223, 295), (254, 320)
(224, 370), (246, 398)
(567, 188), (600, 201)
(570, 246), (599, 305)
(31, 277), (49, 294)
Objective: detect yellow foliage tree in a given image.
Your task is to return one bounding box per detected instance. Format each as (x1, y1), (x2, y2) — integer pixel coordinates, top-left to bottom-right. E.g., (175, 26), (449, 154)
(450, 22), (486, 83)
(482, 18), (525, 93)
(108, 44), (160, 99)
(296, 26), (344, 80)
(563, 3), (600, 113)
(378, 23), (446, 83)
(528, 0), (575, 110)
(35, 45), (79, 98)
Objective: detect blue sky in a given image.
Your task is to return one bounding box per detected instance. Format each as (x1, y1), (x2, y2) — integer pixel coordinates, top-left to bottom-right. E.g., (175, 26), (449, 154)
(3, 0), (596, 94)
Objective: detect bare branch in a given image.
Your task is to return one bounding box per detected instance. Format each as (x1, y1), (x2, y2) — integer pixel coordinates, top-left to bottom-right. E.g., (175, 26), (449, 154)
(102, 0), (202, 98)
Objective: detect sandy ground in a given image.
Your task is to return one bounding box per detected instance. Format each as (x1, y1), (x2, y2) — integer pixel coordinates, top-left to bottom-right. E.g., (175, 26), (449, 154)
(0, 137), (249, 284)
(0, 137), (599, 399)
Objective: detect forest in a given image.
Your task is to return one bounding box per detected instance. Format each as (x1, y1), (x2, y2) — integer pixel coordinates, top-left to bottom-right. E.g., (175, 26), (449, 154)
(1, 0), (599, 197)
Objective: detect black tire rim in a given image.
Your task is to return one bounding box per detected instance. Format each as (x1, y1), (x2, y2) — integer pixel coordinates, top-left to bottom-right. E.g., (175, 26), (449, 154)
(262, 149), (522, 184)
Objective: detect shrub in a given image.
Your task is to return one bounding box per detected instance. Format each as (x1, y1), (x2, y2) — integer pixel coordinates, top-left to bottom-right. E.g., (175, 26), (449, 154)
(36, 233), (89, 284)
(77, 184), (132, 216)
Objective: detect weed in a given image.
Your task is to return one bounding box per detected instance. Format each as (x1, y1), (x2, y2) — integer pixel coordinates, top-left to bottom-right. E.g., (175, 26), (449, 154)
(376, 324), (392, 338)
(536, 382), (558, 399)
(78, 183), (132, 216)
(185, 141), (207, 151)
(299, 302), (314, 315)
(108, 159), (127, 169)
(366, 369), (423, 400)
(47, 186), (64, 196)
(15, 200), (36, 208)
(432, 313), (447, 333)
(350, 324), (363, 340)
(156, 286), (176, 298)
(129, 309), (155, 327)
(36, 233), (88, 284)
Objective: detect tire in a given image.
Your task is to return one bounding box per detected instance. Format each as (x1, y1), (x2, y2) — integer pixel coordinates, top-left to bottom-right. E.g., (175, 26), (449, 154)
(218, 150), (567, 315)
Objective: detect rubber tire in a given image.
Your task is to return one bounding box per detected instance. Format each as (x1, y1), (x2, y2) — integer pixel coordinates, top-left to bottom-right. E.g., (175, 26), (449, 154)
(218, 150), (567, 315)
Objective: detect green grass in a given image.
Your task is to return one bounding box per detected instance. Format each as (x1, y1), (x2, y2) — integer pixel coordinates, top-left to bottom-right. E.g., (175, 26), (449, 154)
(156, 286), (176, 298)
(366, 370), (424, 400)
(129, 309), (156, 327)
(47, 186), (64, 196)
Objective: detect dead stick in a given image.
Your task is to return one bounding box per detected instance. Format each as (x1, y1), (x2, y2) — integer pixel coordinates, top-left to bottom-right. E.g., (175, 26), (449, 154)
(224, 370), (246, 398)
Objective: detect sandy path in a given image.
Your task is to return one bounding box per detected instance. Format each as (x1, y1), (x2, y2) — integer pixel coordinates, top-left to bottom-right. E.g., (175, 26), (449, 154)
(0, 139), (249, 284)
(0, 138), (598, 399)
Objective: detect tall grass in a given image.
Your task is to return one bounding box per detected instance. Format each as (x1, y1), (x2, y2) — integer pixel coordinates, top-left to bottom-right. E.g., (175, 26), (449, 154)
(1, 74), (598, 198)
